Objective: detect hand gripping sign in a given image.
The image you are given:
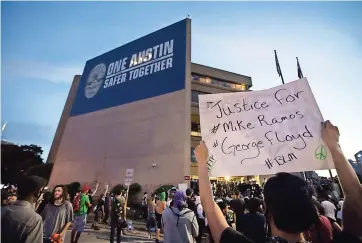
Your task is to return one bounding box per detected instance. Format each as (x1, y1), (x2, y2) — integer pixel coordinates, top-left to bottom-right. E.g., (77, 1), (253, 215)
(199, 78), (335, 176)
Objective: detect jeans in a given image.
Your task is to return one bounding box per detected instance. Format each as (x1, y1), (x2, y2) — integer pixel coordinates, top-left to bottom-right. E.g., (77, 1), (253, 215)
(103, 210), (109, 223)
(110, 213), (122, 243)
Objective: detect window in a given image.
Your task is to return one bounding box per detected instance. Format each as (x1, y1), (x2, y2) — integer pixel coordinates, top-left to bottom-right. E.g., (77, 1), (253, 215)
(191, 90), (208, 103)
(191, 123), (201, 133)
(191, 147), (197, 163)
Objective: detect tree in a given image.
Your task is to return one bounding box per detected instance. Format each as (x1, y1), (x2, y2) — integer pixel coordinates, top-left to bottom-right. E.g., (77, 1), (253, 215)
(1, 143), (44, 185)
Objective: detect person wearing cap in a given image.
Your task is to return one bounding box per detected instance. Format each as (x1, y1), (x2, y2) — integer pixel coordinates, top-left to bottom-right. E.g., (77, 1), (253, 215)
(161, 190), (199, 243)
(1, 175), (47, 243)
(70, 185), (92, 243)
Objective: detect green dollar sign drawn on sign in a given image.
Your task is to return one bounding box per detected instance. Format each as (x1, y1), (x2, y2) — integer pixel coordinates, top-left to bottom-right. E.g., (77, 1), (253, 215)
(315, 145), (327, 160)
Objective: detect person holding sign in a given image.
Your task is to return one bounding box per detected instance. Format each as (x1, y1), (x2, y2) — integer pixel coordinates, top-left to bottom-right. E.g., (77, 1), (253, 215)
(195, 121), (362, 243)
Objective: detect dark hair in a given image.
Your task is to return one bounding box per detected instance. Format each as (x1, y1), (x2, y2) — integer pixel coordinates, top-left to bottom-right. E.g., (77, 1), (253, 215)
(247, 197), (262, 213)
(263, 173), (318, 233)
(50, 185), (69, 204)
(17, 176), (47, 200)
(217, 201), (228, 211)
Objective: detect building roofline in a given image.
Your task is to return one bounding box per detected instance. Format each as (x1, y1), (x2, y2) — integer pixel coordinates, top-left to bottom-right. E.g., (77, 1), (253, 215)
(191, 62), (253, 87)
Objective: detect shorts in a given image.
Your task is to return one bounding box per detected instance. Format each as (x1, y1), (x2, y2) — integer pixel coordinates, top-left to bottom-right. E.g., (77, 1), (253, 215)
(73, 215), (86, 232)
(155, 212), (162, 229)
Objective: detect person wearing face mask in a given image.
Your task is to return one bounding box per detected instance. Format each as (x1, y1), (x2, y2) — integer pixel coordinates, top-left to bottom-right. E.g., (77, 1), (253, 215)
(161, 190), (199, 243)
(1, 175), (47, 243)
(41, 185), (74, 243)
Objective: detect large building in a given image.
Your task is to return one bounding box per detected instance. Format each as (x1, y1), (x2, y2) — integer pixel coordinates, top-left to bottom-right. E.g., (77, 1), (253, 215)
(46, 19), (256, 192)
(45, 19), (251, 192)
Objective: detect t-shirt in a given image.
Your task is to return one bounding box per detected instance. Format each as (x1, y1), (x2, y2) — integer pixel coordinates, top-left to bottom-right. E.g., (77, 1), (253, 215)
(220, 227), (362, 243)
(41, 201), (74, 240)
(321, 200), (336, 221)
(2, 200), (43, 243)
(94, 198), (105, 212)
(229, 198), (245, 231)
(239, 212), (266, 243)
(304, 215), (333, 243)
(75, 194), (90, 216)
(186, 198), (197, 212)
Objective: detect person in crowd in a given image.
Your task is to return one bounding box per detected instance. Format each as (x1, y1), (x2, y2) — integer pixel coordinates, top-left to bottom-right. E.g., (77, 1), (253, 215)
(161, 190), (199, 243)
(320, 191), (342, 233)
(336, 199), (343, 226)
(36, 190), (52, 214)
(86, 182), (99, 215)
(304, 200), (333, 243)
(70, 185), (92, 243)
(194, 120), (362, 243)
(41, 185), (74, 243)
(186, 188), (197, 212)
(92, 193), (106, 230)
(194, 194), (205, 243)
(142, 192), (149, 220)
(147, 194), (158, 239)
(218, 201), (234, 227)
(229, 190), (245, 232)
(110, 188), (126, 243)
(1, 175), (47, 243)
(239, 197), (266, 243)
(1, 190), (10, 207)
(103, 192), (111, 225)
(155, 191), (167, 243)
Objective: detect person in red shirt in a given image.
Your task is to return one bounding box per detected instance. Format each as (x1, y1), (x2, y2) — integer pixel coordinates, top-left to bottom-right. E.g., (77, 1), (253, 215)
(304, 200), (333, 243)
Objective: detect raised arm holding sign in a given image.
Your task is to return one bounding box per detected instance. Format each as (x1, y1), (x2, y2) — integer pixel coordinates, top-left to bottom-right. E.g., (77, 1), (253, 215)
(199, 78), (335, 176)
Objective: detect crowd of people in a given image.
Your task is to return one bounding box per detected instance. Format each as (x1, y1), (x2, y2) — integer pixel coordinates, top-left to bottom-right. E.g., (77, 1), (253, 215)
(143, 121), (361, 243)
(1, 120), (362, 243)
(1, 177), (128, 243)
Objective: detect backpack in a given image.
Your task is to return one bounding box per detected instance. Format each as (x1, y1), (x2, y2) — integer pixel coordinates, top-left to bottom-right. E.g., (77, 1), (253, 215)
(169, 207), (195, 226)
(73, 195), (81, 212)
(112, 197), (124, 217)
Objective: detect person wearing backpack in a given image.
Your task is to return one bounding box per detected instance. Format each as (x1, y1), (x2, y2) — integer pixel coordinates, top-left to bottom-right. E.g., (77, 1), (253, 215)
(70, 185), (92, 243)
(161, 190), (199, 243)
(110, 188), (126, 243)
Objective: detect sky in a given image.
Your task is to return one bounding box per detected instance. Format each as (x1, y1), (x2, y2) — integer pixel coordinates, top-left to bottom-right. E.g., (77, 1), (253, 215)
(2, 2), (362, 176)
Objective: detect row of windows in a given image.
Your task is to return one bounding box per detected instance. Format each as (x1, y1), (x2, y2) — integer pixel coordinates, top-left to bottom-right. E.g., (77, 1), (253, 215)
(192, 74), (247, 91)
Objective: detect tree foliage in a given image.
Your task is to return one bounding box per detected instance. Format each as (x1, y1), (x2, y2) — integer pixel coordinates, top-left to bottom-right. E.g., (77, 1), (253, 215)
(1, 143), (44, 185)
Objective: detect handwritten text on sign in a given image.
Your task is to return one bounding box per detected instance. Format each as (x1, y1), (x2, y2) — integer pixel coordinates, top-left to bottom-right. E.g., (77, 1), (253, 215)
(199, 78), (335, 176)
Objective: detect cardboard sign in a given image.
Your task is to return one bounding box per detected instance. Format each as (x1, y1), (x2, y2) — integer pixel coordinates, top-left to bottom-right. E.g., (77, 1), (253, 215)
(199, 78), (335, 176)
(124, 169), (134, 186)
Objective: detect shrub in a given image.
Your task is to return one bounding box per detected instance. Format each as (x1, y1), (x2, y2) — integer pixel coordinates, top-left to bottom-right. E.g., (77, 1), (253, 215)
(153, 184), (175, 196)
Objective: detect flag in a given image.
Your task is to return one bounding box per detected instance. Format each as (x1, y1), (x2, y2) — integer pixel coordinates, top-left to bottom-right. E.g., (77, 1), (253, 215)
(274, 50), (284, 84)
(297, 57), (304, 79)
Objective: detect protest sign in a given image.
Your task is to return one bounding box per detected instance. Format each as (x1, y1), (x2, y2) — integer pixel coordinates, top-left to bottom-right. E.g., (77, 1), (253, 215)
(199, 78), (335, 176)
(124, 169), (134, 186)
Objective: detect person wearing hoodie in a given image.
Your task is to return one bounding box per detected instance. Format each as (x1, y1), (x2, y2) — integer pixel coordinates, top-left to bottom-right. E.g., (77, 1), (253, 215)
(161, 190), (199, 243)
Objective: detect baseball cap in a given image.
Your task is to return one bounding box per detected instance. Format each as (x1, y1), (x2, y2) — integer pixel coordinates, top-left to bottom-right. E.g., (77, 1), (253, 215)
(82, 185), (90, 193)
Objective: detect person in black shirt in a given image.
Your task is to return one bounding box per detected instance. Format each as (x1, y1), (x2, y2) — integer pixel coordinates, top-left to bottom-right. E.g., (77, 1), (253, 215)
(186, 188), (197, 212)
(229, 191), (245, 232)
(194, 121), (362, 243)
(240, 197), (266, 243)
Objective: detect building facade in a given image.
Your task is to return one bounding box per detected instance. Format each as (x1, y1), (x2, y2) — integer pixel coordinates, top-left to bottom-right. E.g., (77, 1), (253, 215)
(189, 63), (254, 181)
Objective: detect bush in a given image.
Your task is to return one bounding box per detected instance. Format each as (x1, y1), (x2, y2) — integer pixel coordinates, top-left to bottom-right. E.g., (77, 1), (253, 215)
(153, 184), (175, 196)
(111, 184), (126, 195)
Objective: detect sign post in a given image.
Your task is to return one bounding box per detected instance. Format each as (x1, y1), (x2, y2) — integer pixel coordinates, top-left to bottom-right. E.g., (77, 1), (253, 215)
(124, 169), (134, 208)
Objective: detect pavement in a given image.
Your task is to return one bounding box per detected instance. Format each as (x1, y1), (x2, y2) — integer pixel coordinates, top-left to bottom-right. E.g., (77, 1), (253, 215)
(64, 218), (162, 243)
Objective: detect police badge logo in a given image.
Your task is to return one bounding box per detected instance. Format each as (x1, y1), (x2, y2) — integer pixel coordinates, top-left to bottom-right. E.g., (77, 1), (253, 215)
(85, 63), (107, 98)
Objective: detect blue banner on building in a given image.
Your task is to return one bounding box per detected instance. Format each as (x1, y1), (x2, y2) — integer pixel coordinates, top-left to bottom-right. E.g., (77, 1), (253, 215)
(70, 19), (188, 117)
